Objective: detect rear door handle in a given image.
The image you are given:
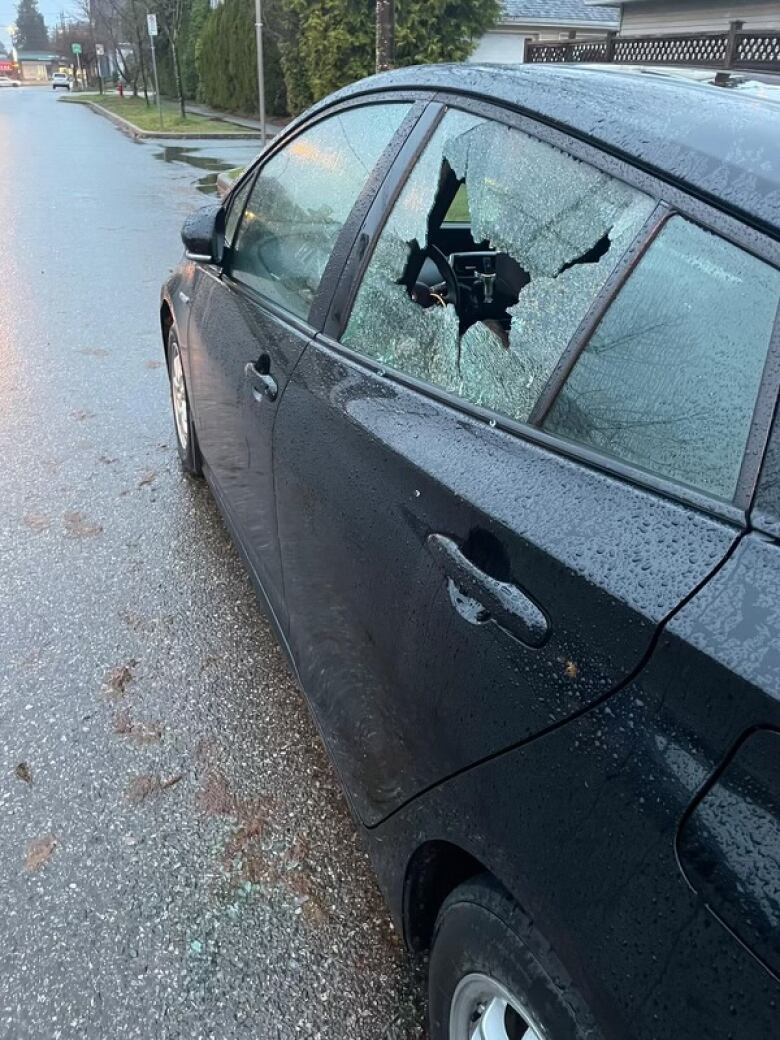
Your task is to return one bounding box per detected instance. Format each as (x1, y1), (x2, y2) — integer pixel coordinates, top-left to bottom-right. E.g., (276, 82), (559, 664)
(244, 361), (278, 402)
(426, 533), (549, 647)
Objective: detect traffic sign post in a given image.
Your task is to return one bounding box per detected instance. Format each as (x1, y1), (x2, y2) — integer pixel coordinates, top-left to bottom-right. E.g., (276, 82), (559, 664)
(94, 42), (104, 94)
(147, 14), (164, 130)
(71, 42), (83, 91)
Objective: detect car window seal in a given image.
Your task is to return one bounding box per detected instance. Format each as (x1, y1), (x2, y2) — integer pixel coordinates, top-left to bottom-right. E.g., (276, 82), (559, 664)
(324, 102), (447, 342)
(739, 300), (780, 514)
(309, 99), (431, 332)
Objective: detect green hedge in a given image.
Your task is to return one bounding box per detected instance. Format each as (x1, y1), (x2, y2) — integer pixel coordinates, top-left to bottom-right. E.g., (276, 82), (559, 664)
(196, 0), (498, 116)
(197, 0), (287, 114)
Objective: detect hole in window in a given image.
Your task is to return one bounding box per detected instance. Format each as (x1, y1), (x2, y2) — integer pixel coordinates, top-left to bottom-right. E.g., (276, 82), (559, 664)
(343, 113), (655, 425)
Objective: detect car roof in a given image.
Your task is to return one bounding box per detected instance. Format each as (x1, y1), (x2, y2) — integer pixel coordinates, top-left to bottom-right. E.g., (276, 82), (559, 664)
(315, 63), (780, 235)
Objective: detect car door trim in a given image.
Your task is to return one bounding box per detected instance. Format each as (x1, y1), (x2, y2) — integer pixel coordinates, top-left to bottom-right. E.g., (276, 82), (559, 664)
(311, 331), (746, 528)
(323, 102), (446, 339)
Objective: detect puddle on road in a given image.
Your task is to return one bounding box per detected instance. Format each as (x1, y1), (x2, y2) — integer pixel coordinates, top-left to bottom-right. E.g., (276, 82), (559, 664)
(153, 146), (227, 172)
(195, 173), (220, 195)
(153, 145), (247, 195)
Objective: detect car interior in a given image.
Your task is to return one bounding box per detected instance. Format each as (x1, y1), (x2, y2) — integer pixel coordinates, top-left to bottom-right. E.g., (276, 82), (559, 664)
(405, 160), (610, 348)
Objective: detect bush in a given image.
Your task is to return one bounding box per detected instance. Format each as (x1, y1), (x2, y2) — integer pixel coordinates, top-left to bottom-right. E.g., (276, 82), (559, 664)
(195, 0), (499, 116)
(197, 0), (287, 114)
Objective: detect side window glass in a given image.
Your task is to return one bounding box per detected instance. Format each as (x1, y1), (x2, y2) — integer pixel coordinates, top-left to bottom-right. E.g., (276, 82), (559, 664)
(544, 217), (780, 500)
(342, 110), (655, 423)
(224, 176), (252, 248)
(231, 103), (411, 319)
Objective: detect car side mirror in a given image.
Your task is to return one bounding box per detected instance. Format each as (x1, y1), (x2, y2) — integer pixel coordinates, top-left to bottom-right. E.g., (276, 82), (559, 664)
(181, 203), (225, 264)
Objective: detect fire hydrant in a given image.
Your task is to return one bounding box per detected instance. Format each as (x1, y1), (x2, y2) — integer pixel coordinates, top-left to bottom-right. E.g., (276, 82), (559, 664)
(118, 81), (124, 99)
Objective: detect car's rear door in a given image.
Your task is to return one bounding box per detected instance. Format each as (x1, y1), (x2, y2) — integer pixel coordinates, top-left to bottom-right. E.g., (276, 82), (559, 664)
(272, 101), (780, 825)
(185, 97), (423, 626)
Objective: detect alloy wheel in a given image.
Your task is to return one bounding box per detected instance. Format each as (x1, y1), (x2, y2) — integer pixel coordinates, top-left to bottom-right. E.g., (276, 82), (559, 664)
(170, 338), (189, 449)
(449, 973), (545, 1040)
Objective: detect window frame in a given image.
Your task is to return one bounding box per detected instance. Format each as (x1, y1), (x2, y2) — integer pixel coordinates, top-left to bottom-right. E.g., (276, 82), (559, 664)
(322, 89), (780, 523)
(216, 93), (429, 334)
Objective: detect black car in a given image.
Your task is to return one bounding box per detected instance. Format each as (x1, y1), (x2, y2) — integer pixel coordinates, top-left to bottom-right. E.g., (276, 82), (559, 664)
(161, 64), (780, 1040)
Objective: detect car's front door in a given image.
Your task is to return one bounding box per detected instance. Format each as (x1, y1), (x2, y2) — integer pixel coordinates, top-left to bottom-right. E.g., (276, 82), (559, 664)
(273, 104), (780, 825)
(185, 99), (417, 625)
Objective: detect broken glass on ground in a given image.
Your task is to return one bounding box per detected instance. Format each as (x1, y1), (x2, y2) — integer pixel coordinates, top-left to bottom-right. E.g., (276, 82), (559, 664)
(343, 110), (656, 425)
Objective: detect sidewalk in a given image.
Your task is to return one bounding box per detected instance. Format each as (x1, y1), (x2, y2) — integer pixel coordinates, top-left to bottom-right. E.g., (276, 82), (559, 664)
(186, 102), (289, 138)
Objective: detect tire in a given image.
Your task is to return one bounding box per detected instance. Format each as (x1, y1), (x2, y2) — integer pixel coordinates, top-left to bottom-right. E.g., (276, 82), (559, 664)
(429, 875), (600, 1040)
(167, 325), (202, 477)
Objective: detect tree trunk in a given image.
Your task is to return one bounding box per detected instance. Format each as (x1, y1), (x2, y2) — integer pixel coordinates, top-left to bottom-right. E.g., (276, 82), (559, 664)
(134, 19), (149, 105)
(170, 35), (186, 119)
(375, 0), (394, 73)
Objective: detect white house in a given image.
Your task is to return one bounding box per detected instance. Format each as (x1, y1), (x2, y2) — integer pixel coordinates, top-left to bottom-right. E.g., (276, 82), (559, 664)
(471, 1), (619, 63)
(586, 0), (780, 35)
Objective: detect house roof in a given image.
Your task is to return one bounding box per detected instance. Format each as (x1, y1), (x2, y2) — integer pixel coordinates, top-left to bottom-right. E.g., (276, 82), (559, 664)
(313, 63), (780, 232)
(501, 1), (618, 25)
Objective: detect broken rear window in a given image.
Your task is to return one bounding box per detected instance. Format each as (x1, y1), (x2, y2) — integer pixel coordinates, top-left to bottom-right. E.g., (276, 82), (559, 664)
(342, 109), (655, 425)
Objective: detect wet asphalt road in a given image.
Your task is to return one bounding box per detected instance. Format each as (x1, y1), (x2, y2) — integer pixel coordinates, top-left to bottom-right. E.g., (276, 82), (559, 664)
(0, 88), (425, 1038)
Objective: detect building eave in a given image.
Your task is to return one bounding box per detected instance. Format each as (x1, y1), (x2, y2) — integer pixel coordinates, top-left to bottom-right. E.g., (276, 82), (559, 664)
(497, 16), (619, 29)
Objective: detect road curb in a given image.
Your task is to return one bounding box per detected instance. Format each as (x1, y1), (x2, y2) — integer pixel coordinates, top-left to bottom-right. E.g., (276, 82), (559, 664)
(63, 98), (261, 140)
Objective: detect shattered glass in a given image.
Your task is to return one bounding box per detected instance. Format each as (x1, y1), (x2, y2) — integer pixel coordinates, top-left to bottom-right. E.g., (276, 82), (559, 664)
(343, 110), (656, 424)
(545, 216), (780, 500)
(343, 110), (481, 388)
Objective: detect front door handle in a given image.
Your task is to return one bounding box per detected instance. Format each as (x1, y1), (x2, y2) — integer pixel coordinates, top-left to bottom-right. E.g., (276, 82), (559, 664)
(426, 533), (549, 647)
(244, 361), (278, 402)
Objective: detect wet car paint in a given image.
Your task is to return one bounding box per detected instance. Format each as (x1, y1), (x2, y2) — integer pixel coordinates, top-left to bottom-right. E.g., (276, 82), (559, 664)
(163, 65), (780, 1040)
(273, 340), (739, 823)
(366, 533), (780, 1040)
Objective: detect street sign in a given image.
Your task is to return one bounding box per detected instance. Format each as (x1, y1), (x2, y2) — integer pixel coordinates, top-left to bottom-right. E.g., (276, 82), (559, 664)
(71, 43), (82, 55)
(95, 43), (104, 57)
(147, 13), (158, 36)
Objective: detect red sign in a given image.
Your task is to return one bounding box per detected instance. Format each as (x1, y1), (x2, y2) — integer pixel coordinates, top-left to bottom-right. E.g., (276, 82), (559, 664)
(0, 60), (17, 74)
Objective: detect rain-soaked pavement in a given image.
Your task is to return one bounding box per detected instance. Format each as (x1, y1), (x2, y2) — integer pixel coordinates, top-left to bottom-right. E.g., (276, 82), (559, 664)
(0, 88), (425, 1038)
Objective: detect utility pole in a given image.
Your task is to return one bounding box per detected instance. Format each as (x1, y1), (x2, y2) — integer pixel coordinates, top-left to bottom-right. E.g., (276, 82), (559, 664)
(147, 13), (163, 130)
(254, 0), (266, 146)
(376, 0), (394, 73)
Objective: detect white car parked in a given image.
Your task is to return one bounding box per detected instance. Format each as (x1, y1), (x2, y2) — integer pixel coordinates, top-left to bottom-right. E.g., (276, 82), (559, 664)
(51, 73), (71, 91)
(0, 76), (20, 88)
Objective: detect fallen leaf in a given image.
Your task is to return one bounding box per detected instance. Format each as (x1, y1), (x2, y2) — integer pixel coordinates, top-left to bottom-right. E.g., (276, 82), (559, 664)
(22, 513), (50, 532)
(563, 660), (578, 679)
(78, 348), (109, 358)
(138, 471), (156, 488)
(25, 834), (57, 871)
(127, 772), (183, 804)
(104, 660), (137, 696)
(197, 769), (236, 816)
(145, 359), (163, 369)
(14, 762), (32, 784)
(63, 511), (103, 538)
(69, 408), (94, 422)
(98, 455), (118, 465)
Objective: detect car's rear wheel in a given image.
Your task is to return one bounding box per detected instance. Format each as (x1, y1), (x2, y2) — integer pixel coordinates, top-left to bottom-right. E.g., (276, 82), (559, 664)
(167, 325), (202, 477)
(429, 876), (598, 1040)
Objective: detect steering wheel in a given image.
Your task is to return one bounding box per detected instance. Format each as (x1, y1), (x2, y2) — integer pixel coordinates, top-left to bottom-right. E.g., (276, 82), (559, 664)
(408, 245), (461, 312)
